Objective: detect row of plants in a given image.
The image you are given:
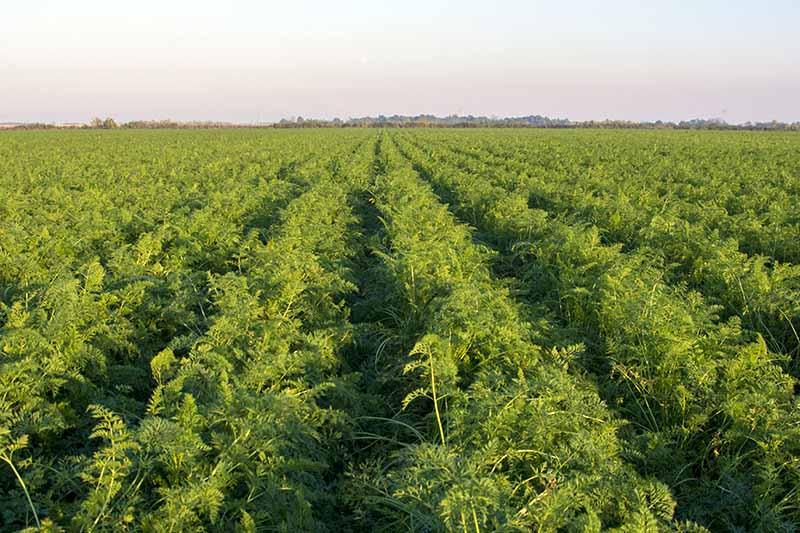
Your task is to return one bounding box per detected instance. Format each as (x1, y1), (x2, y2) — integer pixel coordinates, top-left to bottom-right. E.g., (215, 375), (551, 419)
(429, 129), (800, 264)
(343, 135), (690, 531)
(392, 133), (800, 531)
(0, 130), (374, 529)
(406, 131), (800, 370)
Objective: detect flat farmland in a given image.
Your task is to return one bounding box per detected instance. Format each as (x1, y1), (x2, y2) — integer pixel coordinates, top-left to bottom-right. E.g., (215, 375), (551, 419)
(1, 128), (799, 531)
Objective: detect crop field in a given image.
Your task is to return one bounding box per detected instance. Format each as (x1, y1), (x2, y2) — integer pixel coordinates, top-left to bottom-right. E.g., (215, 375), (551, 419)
(1, 128), (799, 531)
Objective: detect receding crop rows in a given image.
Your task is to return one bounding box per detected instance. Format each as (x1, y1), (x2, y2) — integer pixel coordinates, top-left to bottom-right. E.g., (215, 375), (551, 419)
(392, 133), (800, 530)
(403, 132), (800, 370)
(422, 130), (800, 264)
(340, 134), (691, 531)
(0, 130), (373, 529)
(1, 129), (799, 532)
(103, 173), (363, 530)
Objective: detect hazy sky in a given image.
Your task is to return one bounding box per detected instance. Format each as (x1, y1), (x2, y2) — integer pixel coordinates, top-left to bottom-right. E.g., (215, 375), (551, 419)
(2, 1), (798, 123)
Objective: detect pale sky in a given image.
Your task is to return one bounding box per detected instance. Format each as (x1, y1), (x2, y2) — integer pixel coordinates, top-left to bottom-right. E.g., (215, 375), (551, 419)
(2, 1), (798, 123)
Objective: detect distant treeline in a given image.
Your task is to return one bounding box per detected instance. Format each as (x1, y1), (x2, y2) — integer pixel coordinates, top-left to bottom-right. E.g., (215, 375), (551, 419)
(121, 120), (253, 129)
(274, 115), (800, 130)
(3, 119), (254, 130)
(3, 115), (799, 131)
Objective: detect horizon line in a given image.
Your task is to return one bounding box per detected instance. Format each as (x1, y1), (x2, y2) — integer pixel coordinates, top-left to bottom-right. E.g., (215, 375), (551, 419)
(3, 114), (800, 128)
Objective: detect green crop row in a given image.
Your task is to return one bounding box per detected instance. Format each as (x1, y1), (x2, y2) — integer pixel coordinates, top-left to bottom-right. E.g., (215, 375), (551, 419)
(403, 131), (800, 371)
(343, 135), (696, 531)
(0, 130), (372, 530)
(392, 133), (800, 530)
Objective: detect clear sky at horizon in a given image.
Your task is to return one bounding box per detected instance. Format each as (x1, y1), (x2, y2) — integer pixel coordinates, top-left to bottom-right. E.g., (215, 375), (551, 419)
(2, 1), (798, 124)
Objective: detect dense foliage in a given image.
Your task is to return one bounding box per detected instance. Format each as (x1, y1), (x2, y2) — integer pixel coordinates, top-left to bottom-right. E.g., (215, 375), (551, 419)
(0, 128), (798, 531)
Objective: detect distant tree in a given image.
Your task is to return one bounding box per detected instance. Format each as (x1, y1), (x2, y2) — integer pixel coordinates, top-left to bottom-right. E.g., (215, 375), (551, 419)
(89, 117), (118, 129)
